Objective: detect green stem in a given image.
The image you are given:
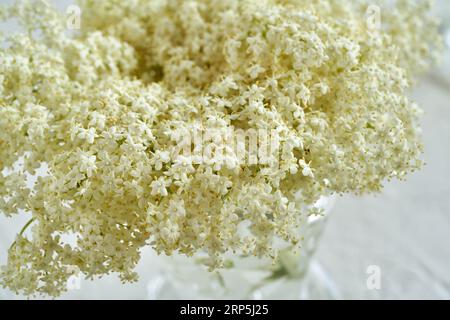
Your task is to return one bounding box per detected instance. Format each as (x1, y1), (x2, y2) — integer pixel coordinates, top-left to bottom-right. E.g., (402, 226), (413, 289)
(9, 217), (35, 250)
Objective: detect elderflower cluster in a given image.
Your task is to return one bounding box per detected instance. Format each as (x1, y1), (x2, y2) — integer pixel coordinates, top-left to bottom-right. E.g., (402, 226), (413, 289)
(0, 0), (441, 296)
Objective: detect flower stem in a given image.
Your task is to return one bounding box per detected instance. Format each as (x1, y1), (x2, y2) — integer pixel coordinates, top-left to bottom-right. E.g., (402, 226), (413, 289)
(9, 217), (35, 250)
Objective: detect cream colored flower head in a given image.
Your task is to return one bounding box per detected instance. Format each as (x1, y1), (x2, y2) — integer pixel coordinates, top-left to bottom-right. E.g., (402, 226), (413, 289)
(0, 0), (442, 296)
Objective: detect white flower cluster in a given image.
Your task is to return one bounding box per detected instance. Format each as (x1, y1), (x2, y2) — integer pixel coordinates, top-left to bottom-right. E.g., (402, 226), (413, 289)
(0, 0), (441, 296)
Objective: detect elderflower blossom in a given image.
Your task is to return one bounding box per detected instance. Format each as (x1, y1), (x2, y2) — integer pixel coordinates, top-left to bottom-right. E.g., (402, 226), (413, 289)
(0, 0), (441, 297)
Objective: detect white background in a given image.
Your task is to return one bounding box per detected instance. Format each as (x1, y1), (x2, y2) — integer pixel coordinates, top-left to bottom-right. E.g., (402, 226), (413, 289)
(0, 0), (449, 299)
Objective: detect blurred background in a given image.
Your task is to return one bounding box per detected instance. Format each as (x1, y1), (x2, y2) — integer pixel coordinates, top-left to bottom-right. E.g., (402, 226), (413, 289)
(0, 0), (449, 299)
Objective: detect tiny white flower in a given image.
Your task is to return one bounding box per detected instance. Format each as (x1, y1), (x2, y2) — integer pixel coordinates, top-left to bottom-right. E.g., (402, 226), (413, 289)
(151, 177), (170, 197)
(299, 159), (314, 178)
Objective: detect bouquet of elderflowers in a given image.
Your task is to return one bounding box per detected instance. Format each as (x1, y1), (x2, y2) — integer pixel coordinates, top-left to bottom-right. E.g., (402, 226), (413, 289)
(0, 0), (441, 297)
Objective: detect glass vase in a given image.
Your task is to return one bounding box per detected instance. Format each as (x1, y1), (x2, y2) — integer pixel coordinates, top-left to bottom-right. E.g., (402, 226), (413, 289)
(146, 196), (339, 300)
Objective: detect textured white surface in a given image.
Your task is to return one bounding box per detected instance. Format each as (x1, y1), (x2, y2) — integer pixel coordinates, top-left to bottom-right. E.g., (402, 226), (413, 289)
(0, 0), (449, 300)
(316, 73), (450, 300)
